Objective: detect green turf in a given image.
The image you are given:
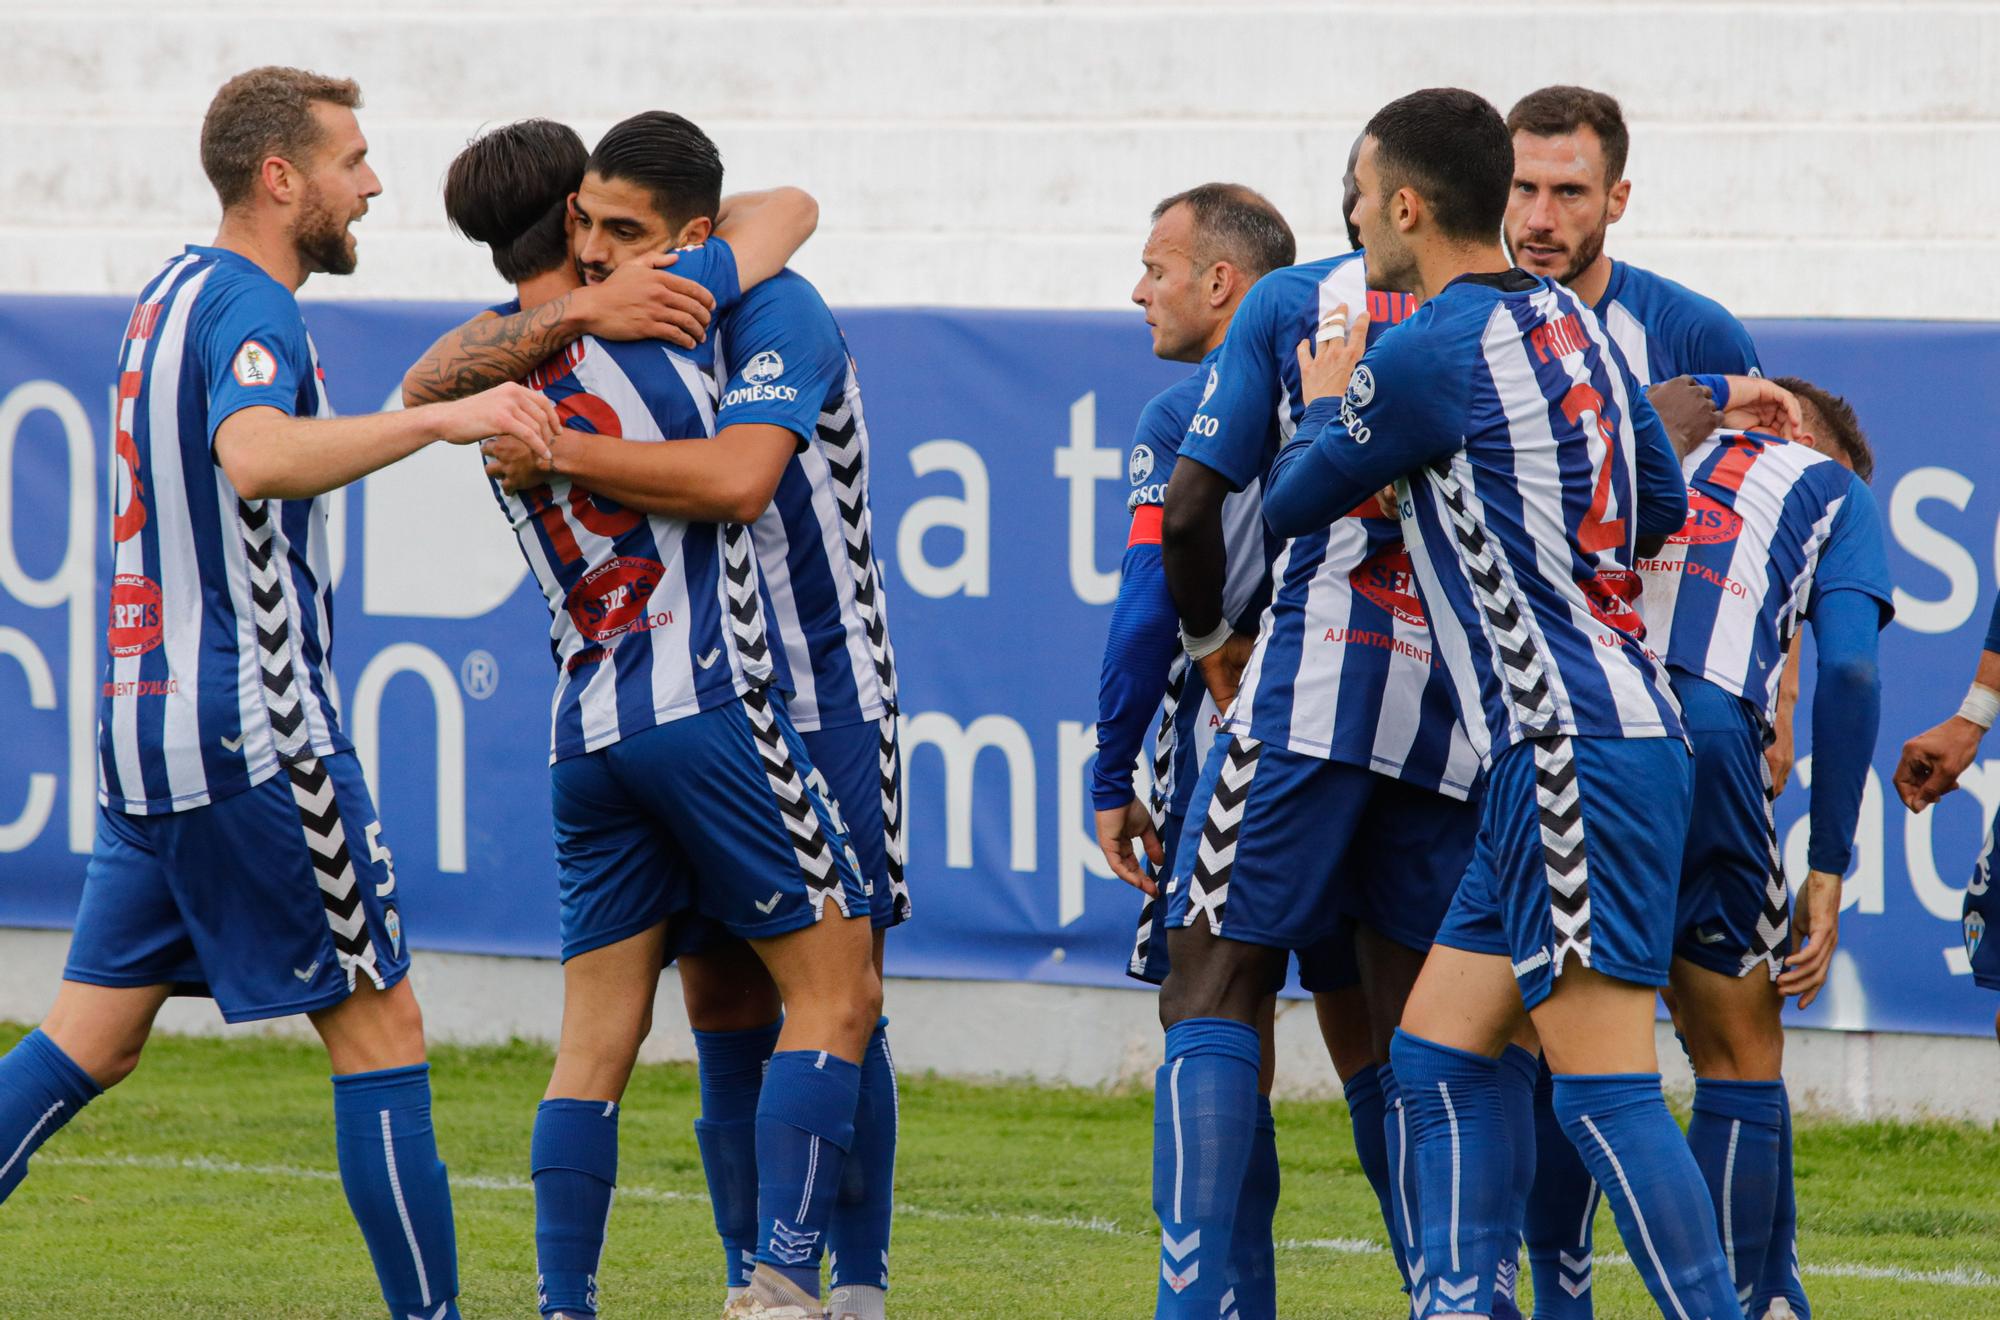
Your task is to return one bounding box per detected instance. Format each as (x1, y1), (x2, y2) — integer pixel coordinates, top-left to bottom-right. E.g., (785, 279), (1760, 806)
(1, 1023), (1995, 1318)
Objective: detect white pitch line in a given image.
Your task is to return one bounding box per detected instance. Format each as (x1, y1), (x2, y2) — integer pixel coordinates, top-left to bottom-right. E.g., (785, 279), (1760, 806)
(41, 1153), (1998, 1291)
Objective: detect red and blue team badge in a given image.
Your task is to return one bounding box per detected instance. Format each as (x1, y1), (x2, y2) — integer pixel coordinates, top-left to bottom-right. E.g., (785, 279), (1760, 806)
(1350, 545), (1426, 625)
(107, 573), (164, 657)
(564, 556), (667, 642)
(1968, 909), (1985, 961)
(1671, 493), (1745, 546)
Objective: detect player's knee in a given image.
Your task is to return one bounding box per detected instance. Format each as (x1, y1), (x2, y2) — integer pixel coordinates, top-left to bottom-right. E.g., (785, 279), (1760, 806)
(1683, 1002), (1783, 1081)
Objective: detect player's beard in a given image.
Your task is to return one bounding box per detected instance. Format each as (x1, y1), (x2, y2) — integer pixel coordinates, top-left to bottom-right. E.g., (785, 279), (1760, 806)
(1555, 211), (1610, 286)
(1363, 227), (1419, 294)
(294, 181), (359, 277)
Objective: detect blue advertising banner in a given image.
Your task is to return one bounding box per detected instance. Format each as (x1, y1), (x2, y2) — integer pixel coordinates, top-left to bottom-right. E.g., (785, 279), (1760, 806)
(0, 293), (1995, 1036)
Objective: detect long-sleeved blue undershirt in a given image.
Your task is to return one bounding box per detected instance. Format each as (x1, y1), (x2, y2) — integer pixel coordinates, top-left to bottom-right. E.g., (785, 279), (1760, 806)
(1805, 587), (1886, 874)
(1093, 541), (1183, 811)
(1986, 589), (2000, 656)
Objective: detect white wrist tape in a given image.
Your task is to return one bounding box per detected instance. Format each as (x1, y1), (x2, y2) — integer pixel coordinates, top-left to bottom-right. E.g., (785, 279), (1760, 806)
(1182, 619), (1234, 663)
(1960, 683), (2000, 730)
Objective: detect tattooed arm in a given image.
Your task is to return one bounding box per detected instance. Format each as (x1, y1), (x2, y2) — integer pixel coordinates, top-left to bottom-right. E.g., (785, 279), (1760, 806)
(400, 254), (714, 406)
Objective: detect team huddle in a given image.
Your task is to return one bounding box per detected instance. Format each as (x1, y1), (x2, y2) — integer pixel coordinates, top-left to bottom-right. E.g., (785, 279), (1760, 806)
(0, 57), (1995, 1320)
(1096, 84), (2000, 1320)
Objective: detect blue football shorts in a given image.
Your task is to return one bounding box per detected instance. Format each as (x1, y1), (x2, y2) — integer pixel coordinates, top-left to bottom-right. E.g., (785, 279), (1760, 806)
(1433, 733), (1693, 1010)
(65, 751), (409, 1023)
(550, 689), (868, 963)
(1965, 805), (1998, 992)
(1672, 676), (1792, 980)
(1164, 730), (1473, 959)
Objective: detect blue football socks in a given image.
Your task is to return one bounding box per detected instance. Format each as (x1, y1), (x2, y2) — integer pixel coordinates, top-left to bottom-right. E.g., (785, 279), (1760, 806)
(1551, 1073), (1740, 1320)
(531, 1097), (619, 1317)
(1153, 1018), (1260, 1317)
(1225, 1092), (1280, 1320)
(0, 1028), (99, 1204)
(829, 1018), (899, 1293)
(1525, 1056), (1599, 1318)
(693, 1019), (783, 1288)
(1344, 1063), (1399, 1288)
(1689, 1078), (1788, 1314)
(331, 1063), (460, 1320)
(1752, 1088), (1811, 1318)
(755, 1049), (861, 1296)
(1381, 1065), (1423, 1302)
(1493, 1045), (1539, 1320)
(1390, 1030), (1513, 1317)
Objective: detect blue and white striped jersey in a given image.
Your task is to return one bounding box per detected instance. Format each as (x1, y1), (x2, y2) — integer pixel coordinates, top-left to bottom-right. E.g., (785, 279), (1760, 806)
(496, 240), (778, 762)
(1638, 430), (1892, 724)
(1191, 250), (1479, 798)
(1267, 271), (1690, 765)
(98, 247), (345, 814)
(714, 271), (897, 733)
(1593, 260), (1761, 385)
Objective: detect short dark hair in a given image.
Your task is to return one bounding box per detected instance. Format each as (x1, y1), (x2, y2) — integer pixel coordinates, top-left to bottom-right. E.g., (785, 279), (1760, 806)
(444, 119), (587, 283)
(1772, 376), (1875, 483)
(201, 66), (361, 208)
(587, 111), (724, 233)
(1151, 183), (1296, 281)
(1506, 85), (1631, 183)
(1363, 88), (1513, 243)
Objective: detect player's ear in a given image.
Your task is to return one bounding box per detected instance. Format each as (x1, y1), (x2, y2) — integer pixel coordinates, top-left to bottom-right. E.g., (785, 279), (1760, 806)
(259, 155), (297, 205)
(1607, 177), (1632, 224)
(1206, 260), (1238, 309)
(1394, 185), (1422, 234)
(673, 215), (713, 248)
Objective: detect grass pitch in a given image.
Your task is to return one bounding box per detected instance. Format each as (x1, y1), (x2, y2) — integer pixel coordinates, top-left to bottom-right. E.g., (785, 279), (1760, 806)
(1, 1023), (1996, 1318)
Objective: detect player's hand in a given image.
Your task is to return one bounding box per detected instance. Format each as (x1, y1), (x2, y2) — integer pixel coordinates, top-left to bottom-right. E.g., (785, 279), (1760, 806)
(1294, 304), (1370, 406)
(1647, 376), (1721, 459)
(1765, 723), (1796, 799)
(1719, 376), (1803, 440)
(1779, 869), (1842, 1008)
(577, 252), (715, 347)
(433, 382), (560, 462)
(1893, 715), (1987, 811)
(1196, 632), (1257, 712)
(481, 433), (552, 493)
(1096, 799), (1164, 896)
(1373, 484), (1400, 519)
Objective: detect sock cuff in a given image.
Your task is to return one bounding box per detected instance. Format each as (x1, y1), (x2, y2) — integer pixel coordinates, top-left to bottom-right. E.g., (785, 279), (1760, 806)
(330, 1061), (431, 1112)
(20, 1028), (102, 1104)
(1378, 1065), (1402, 1106)
(762, 1050), (861, 1149)
(693, 1019), (784, 1066)
(1254, 1091), (1276, 1132)
(1163, 1017), (1261, 1069)
(1692, 1076), (1788, 1125)
(1498, 1044), (1539, 1089)
(1389, 1028), (1501, 1081)
(1342, 1062), (1383, 1109)
(1549, 1071), (1665, 1122)
(532, 1097), (620, 1181)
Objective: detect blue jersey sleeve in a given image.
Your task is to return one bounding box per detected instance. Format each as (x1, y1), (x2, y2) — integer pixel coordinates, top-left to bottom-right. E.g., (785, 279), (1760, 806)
(1807, 478), (1895, 627)
(714, 276), (845, 446)
(664, 236), (744, 319)
(1264, 316), (1466, 538)
(1128, 388), (1190, 509)
(1180, 279), (1284, 491)
(1627, 386), (1689, 541)
(1093, 542), (1182, 810)
(1986, 590), (2000, 656)
(198, 275), (312, 445)
(1668, 295), (1761, 377)
(1806, 587), (1883, 874)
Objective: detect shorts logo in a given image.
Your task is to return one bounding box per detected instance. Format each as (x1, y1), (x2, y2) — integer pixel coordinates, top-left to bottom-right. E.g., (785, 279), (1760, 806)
(564, 556), (666, 642)
(1346, 364), (1376, 409)
(1511, 947), (1552, 979)
(1199, 365), (1218, 406)
(1670, 494), (1744, 546)
(1350, 545), (1426, 625)
(1129, 443), (1156, 485)
(107, 573), (164, 657)
(1968, 910), (1986, 960)
(743, 350), (785, 384)
(384, 906), (402, 955)
(232, 339), (279, 386)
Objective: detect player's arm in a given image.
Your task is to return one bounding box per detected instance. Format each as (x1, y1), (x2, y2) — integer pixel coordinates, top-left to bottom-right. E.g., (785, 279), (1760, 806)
(488, 424), (796, 524)
(1644, 375), (1721, 461)
(1627, 385), (1689, 554)
(1263, 314), (1462, 538)
(1767, 644), (1805, 796)
(1094, 536), (1179, 895)
(1163, 285), (1282, 708)
(1895, 590), (2000, 812)
(712, 187), (819, 289)
(217, 387), (560, 502)
(400, 253), (716, 406)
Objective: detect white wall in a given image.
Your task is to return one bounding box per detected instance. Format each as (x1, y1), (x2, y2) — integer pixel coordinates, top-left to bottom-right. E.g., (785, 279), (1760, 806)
(3, 1), (1995, 317)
